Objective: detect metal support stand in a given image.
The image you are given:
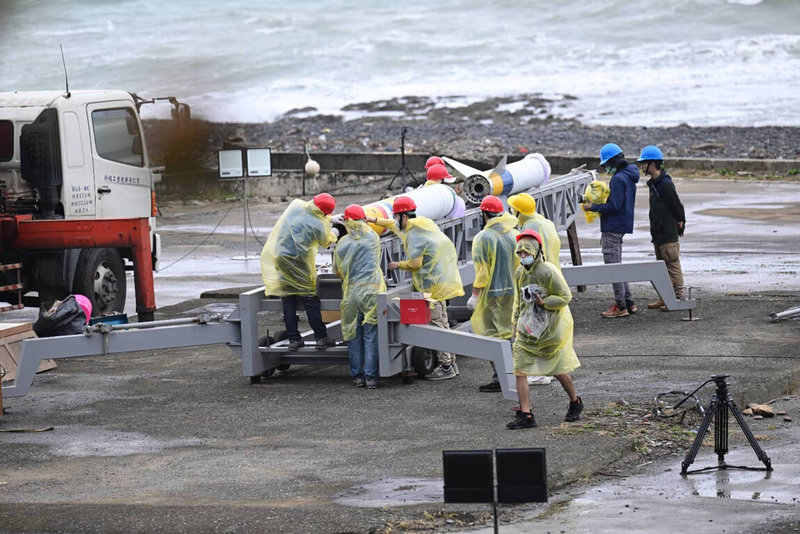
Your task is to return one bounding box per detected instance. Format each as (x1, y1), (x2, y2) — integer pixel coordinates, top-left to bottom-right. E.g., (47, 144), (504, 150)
(681, 374), (772, 475)
(682, 286), (702, 322)
(232, 178), (259, 260)
(565, 222), (585, 292)
(386, 127), (417, 192)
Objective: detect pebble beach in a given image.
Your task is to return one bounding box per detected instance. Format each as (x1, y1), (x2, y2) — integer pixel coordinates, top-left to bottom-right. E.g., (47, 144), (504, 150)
(145, 94), (800, 171)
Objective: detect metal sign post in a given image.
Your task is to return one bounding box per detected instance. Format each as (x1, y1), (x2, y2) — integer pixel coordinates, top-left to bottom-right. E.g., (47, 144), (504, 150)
(219, 148), (271, 261)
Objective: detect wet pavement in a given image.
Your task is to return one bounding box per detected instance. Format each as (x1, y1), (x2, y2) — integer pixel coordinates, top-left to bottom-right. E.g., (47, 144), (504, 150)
(460, 398), (800, 534)
(1, 176), (799, 533)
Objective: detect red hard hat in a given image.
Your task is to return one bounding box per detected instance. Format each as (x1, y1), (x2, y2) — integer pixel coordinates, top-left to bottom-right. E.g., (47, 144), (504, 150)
(425, 156), (445, 169)
(516, 228), (543, 246)
(344, 204), (366, 220)
(313, 193), (336, 215)
(426, 163), (452, 182)
(479, 195), (504, 213)
(392, 196), (417, 214)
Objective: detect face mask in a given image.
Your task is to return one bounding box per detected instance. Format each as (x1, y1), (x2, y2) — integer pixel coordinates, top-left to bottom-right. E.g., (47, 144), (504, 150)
(604, 165), (615, 175)
(520, 255), (534, 266)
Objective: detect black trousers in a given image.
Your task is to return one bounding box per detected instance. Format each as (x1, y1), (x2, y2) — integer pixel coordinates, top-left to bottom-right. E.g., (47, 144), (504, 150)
(281, 295), (327, 341)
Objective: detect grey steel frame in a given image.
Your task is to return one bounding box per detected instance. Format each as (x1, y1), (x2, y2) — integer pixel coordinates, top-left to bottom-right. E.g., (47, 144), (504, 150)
(2, 316), (240, 398)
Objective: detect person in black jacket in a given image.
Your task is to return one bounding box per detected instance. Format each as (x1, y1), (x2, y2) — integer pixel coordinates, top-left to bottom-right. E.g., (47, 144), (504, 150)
(637, 145), (685, 310)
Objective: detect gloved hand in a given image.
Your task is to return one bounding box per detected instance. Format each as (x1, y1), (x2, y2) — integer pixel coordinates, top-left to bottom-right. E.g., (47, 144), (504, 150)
(466, 293), (479, 311)
(330, 213), (345, 226)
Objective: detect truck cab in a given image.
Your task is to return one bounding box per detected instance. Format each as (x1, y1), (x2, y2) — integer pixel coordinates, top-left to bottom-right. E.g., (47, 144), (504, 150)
(0, 90), (163, 315)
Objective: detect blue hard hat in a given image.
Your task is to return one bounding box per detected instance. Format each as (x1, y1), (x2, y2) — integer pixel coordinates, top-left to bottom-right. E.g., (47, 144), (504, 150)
(599, 143), (623, 166)
(637, 145), (664, 162)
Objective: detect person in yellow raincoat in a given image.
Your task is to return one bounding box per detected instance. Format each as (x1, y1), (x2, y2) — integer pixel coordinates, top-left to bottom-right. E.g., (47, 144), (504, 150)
(507, 193), (561, 270)
(387, 195), (464, 381)
(507, 192), (561, 387)
(506, 229), (583, 430)
(333, 204), (390, 390)
(261, 193), (338, 351)
(466, 195), (519, 393)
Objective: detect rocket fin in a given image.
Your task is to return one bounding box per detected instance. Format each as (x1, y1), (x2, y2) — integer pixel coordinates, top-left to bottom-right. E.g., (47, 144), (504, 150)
(489, 155), (508, 175)
(442, 156), (488, 178)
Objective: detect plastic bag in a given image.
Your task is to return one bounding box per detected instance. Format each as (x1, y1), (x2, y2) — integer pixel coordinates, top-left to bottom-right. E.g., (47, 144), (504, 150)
(582, 180), (610, 224)
(518, 284), (549, 339)
(33, 295), (87, 337)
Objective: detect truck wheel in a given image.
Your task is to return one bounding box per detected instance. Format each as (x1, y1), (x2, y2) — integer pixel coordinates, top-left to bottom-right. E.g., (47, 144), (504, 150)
(73, 249), (126, 316)
(410, 346), (438, 376)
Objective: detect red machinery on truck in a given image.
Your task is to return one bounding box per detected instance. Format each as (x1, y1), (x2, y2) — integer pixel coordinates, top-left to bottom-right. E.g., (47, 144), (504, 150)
(0, 90), (189, 321)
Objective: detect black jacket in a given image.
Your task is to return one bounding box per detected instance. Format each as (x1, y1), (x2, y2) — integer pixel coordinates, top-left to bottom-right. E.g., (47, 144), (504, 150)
(647, 171), (685, 244)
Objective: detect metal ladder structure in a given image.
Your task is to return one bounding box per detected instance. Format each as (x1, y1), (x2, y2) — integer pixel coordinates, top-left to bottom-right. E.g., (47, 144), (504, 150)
(2, 167), (694, 401)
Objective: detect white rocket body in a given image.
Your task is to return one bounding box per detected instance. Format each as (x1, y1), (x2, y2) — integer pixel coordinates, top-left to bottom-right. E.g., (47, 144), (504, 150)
(444, 153), (551, 205)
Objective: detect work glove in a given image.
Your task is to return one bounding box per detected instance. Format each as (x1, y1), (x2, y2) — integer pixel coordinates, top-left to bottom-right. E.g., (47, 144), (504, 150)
(466, 294), (479, 311)
(330, 214), (345, 226)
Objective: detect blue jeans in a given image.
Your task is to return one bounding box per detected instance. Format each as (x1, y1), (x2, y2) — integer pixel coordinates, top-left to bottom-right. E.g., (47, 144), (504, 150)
(348, 313), (378, 379)
(281, 295), (327, 341)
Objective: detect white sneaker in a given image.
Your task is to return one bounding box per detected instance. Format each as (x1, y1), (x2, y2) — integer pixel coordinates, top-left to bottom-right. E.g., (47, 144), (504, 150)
(527, 376), (553, 385)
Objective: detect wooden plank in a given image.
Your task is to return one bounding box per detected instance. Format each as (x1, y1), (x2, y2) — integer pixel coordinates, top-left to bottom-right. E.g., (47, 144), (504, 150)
(0, 326), (56, 383)
(0, 322), (33, 338)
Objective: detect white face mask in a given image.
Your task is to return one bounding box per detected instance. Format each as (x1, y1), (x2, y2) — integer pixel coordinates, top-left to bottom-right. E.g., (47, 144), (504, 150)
(520, 255), (534, 266)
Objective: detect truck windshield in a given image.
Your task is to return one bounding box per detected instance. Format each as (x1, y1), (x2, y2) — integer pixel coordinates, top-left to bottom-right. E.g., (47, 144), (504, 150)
(0, 120), (12, 162)
(91, 108), (144, 167)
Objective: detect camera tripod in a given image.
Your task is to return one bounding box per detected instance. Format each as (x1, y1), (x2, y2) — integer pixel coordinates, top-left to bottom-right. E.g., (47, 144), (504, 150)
(681, 374), (772, 475)
(386, 127), (418, 192)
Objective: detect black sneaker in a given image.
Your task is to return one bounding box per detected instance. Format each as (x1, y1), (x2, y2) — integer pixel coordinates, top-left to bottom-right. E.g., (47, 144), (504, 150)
(507, 410), (537, 429)
(287, 339), (304, 351)
(479, 381), (502, 392)
(626, 301), (638, 314)
(315, 337), (336, 350)
(565, 397), (584, 422)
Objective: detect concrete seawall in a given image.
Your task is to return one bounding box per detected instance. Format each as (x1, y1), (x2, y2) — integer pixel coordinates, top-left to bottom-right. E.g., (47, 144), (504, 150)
(155, 153), (800, 202)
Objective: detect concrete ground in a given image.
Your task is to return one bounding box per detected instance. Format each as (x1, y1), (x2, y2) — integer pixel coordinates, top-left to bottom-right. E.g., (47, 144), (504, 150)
(1, 176), (799, 533)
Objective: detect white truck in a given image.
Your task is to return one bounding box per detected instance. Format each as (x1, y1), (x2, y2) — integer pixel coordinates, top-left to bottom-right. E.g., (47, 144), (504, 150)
(0, 90), (187, 319)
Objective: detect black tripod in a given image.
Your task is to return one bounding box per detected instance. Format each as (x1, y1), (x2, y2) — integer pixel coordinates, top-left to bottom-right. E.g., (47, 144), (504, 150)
(386, 127), (418, 192)
(681, 374), (772, 475)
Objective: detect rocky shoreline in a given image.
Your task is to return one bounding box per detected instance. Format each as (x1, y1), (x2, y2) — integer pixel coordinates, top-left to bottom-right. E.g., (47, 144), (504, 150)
(144, 93), (800, 171)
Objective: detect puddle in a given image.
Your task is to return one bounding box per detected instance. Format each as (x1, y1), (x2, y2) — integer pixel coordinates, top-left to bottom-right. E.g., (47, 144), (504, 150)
(334, 477), (442, 507)
(180, 303), (239, 316)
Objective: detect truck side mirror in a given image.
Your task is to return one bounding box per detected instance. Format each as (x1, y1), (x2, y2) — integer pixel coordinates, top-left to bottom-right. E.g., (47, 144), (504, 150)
(171, 103), (191, 125)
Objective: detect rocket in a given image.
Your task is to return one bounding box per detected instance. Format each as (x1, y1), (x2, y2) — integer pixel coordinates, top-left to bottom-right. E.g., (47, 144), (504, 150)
(360, 183), (466, 235)
(443, 153), (551, 205)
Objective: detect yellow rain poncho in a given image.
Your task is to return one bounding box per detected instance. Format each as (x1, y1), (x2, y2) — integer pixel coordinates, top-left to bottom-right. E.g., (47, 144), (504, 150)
(261, 199), (335, 297)
(398, 216), (464, 301)
(582, 180), (610, 224)
(333, 219), (387, 341)
(470, 212), (518, 339)
(517, 212), (562, 270)
(511, 238), (580, 376)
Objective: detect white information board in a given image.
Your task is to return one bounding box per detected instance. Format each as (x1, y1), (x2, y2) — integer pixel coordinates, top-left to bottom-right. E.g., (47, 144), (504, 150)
(218, 149), (244, 179)
(247, 148), (272, 177)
